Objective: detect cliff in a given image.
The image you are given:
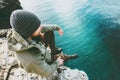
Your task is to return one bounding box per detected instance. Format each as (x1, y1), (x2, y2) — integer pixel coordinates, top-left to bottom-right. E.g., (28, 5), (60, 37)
(0, 38), (88, 80)
(0, 0), (22, 29)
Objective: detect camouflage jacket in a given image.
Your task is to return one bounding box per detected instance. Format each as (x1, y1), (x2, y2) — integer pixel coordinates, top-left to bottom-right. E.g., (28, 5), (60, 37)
(7, 25), (60, 77)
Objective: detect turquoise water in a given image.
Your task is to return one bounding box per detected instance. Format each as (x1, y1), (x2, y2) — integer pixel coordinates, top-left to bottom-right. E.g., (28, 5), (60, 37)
(20, 0), (120, 80)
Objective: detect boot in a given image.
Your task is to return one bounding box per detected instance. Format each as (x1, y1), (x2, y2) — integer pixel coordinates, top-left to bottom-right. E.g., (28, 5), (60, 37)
(68, 54), (78, 60)
(63, 54), (78, 61)
(54, 53), (78, 62)
(51, 47), (62, 55)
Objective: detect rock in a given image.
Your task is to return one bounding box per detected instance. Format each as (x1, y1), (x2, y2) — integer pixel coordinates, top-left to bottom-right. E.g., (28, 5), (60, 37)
(6, 57), (18, 66)
(0, 0), (22, 29)
(0, 38), (89, 80)
(59, 67), (88, 80)
(0, 29), (11, 37)
(0, 0), (22, 37)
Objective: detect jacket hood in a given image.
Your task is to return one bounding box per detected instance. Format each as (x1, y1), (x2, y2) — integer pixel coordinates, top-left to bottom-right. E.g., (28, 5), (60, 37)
(7, 29), (34, 52)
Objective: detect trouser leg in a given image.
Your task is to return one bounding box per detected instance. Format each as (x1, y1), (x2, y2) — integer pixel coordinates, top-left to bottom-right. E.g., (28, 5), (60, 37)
(43, 31), (78, 65)
(43, 31), (62, 56)
(43, 31), (55, 49)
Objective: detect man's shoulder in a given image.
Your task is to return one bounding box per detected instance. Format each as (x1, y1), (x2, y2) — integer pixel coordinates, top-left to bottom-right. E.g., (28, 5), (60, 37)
(7, 29), (32, 52)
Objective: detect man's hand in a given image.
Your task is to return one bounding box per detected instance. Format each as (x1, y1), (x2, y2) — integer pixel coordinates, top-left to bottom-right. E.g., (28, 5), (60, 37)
(58, 29), (63, 36)
(56, 56), (64, 66)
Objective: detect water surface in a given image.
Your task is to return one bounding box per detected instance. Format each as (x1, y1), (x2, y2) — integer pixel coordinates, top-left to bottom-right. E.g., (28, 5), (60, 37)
(20, 0), (120, 80)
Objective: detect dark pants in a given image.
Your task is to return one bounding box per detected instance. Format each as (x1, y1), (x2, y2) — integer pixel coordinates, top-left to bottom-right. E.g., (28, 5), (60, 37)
(31, 31), (57, 52)
(43, 31), (56, 49)
(43, 31), (77, 64)
(43, 31), (58, 64)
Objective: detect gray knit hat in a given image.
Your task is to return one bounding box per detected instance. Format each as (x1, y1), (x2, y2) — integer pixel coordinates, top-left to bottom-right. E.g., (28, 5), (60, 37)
(10, 10), (41, 38)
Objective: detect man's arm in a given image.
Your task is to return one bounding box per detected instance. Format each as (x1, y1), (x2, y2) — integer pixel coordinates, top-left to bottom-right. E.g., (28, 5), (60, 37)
(26, 59), (60, 77)
(17, 49), (63, 77)
(41, 24), (60, 33)
(41, 24), (63, 35)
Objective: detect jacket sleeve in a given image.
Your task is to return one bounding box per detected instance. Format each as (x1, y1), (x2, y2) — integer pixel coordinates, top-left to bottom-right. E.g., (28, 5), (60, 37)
(41, 24), (60, 33)
(27, 60), (60, 77)
(16, 49), (60, 77)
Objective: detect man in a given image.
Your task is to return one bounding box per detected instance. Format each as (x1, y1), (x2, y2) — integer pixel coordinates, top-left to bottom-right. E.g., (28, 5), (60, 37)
(31, 24), (63, 55)
(7, 10), (64, 77)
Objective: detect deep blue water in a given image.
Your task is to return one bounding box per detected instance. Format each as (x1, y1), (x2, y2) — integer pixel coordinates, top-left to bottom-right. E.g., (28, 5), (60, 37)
(20, 0), (120, 80)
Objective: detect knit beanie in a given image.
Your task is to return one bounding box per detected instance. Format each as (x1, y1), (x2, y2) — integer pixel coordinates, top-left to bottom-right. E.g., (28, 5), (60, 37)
(10, 10), (41, 38)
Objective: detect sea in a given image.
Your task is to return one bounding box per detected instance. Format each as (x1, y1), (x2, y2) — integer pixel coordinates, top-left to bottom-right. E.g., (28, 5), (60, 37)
(19, 0), (120, 80)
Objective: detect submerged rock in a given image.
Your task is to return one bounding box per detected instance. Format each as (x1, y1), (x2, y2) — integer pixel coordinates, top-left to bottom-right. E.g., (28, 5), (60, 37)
(0, 38), (89, 80)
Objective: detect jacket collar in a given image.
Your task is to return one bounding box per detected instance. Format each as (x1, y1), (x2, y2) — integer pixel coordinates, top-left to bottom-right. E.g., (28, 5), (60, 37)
(7, 29), (36, 52)
(12, 29), (29, 46)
